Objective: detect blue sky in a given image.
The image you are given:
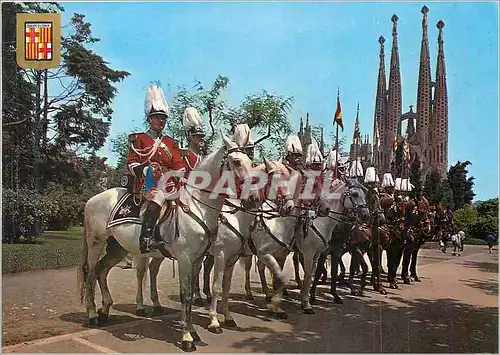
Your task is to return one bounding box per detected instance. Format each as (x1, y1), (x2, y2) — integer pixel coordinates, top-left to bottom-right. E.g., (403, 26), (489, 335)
(60, 1), (498, 201)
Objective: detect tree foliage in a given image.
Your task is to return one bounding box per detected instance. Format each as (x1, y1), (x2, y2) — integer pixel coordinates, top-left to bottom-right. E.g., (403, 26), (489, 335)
(423, 169), (453, 207)
(447, 160), (475, 210)
(2, 2), (130, 237)
(409, 154), (423, 198)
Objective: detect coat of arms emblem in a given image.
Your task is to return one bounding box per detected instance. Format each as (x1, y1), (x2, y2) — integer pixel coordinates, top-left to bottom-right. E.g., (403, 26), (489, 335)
(16, 13), (61, 69)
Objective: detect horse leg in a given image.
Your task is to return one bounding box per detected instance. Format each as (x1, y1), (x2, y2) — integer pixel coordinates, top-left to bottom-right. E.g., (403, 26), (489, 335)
(338, 252), (348, 286)
(329, 247), (344, 304)
(188, 256), (203, 345)
(95, 239), (129, 325)
(348, 249), (361, 296)
(410, 246), (421, 282)
(220, 263), (237, 327)
(178, 256), (197, 352)
(386, 246), (398, 289)
(83, 240), (106, 327)
(309, 253), (326, 305)
(293, 251), (303, 289)
(208, 245), (225, 334)
(135, 256), (148, 316)
(380, 248), (387, 274)
(401, 244), (412, 284)
(258, 254), (287, 319)
(257, 259), (270, 301)
(242, 255), (255, 301)
(192, 257), (204, 307)
(367, 247), (375, 288)
(149, 257), (165, 315)
(358, 250), (369, 295)
(371, 245), (386, 295)
(300, 250), (320, 314)
(203, 254), (214, 302)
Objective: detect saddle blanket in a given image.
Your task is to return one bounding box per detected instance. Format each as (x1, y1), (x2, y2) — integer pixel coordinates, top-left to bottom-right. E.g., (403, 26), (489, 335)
(106, 193), (144, 229)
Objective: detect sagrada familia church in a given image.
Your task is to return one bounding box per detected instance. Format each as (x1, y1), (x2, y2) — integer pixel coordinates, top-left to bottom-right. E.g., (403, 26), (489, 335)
(298, 5), (449, 180)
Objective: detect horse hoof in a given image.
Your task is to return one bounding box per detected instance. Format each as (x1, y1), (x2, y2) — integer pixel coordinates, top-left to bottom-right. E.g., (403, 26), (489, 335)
(274, 312), (288, 320)
(333, 295), (344, 304)
(309, 297), (317, 305)
(97, 312), (108, 326)
(193, 298), (205, 307)
(282, 289), (290, 298)
(88, 317), (100, 327)
(245, 294), (254, 301)
(150, 306), (164, 316)
(181, 341), (196, 352)
(303, 308), (315, 315)
(412, 276), (421, 282)
(265, 295), (272, 303)
(224, 319), (237, 328)
(379, 288), (387, 295)
(135, 309), (147, 317)
(350, 289), (359, 296)
(190, 331), (201, 343)
(208, 326), (223, 334)
(403, 278), (411, 285)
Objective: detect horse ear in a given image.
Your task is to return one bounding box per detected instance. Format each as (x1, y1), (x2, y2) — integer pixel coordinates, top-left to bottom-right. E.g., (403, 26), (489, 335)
(262, 155), (274, 173)
(221, 130), (237, 150)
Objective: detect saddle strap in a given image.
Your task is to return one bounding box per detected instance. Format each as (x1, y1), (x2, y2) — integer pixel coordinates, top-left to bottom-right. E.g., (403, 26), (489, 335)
(176, 199), (215, 240)
(257, 216), (293, 252)
(309, 223), (329, 249)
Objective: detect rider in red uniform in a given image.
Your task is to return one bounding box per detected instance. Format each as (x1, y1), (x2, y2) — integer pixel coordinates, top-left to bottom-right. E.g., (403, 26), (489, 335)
(127, 84), (186, 253)
(181, 107), (206, 176)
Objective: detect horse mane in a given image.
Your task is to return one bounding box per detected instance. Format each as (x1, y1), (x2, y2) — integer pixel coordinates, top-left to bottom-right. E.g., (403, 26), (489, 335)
(194, 145), (225, 172)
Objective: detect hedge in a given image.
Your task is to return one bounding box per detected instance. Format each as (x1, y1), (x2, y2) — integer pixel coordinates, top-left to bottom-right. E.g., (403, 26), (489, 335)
(2, 227), (84, 274)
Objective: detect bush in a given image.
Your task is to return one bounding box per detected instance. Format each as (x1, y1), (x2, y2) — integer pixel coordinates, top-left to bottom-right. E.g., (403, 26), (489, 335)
(42, 185), (83, 230)
(453, 204), (478, 236)
(2, 188), (46, 243)
(463, 237), (489, 245)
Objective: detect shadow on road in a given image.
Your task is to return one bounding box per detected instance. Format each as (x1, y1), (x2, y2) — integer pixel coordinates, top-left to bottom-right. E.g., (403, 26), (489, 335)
(460, 278), (499, 297)
(461, 260), (498, 274)
(228, 296), (498, 353)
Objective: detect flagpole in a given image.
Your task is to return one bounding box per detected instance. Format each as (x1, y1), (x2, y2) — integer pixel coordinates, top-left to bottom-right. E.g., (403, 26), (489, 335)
(335, 122), (339, 179)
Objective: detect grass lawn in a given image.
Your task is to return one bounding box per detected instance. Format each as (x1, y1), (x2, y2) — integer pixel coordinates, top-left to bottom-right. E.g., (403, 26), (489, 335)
(2, 227), (84, 274)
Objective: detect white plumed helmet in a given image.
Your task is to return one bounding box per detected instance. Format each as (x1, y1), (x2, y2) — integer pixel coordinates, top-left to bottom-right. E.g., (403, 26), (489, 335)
(144, 84), (169, 117)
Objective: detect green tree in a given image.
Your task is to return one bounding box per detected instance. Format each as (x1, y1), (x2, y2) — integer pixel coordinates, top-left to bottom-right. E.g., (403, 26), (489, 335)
(453, 204), (478, 236)
(471, 198), (499, 239)
(409, 154), (423, 198)
(447, 160), (476, 210)
(423, 169), (453, 207)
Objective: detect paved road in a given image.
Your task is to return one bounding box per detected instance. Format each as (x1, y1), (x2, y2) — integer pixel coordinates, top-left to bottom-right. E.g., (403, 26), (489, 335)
(2, 245), (498, 353)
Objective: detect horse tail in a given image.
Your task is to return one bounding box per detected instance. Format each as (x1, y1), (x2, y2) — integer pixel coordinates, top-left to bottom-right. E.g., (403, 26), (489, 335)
(77, 211), (90, 305)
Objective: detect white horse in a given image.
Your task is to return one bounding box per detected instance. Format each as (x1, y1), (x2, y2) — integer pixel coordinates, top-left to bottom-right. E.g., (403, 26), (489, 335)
(77, 132), (259, 352)
(206, 157), (295, 333)
(451, 230), (465, 256)
(293, 175), (370, 313)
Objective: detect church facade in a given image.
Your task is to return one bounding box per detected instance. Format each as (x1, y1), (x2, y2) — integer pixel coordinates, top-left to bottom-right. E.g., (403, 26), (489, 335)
(373, 6), (449, 179)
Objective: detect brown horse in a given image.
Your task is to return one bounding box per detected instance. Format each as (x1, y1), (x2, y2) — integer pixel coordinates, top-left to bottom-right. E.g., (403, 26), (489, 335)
(400, 196), (433, 284)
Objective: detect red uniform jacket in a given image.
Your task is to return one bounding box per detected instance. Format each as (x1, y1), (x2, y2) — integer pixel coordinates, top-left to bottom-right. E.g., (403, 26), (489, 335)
(183, 149), (202, 177)
(127, 131), (185, 193)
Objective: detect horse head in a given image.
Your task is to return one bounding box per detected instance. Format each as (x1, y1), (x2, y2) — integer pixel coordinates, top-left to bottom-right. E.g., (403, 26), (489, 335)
(341, 178), (370, 222)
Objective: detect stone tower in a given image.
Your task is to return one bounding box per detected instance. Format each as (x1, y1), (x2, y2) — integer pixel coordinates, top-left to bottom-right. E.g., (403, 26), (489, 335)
(373, 35), (387, 170)
(416, 5), (432, 159)
(373, 6), (449, 180)
(430, 20), (448, 176)
(384, 14), (402, 172)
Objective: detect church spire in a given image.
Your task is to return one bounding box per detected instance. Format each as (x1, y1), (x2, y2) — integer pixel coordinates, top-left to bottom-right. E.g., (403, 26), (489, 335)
(374, 35), (387, 171)
(416, 5), (432, 153)
(432, 20), (448, 176)
(386, 14), (402, 171)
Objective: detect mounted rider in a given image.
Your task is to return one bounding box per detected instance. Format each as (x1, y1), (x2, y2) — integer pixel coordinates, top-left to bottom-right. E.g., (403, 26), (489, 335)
(303, 139), (325, 207)
(182, 107), (206, 175)
(283, 135), (304, 172)
(127, 84), (186, 254)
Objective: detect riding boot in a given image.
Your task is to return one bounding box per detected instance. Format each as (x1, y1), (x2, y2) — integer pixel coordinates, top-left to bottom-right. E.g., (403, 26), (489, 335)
(139, 201), (162, 254)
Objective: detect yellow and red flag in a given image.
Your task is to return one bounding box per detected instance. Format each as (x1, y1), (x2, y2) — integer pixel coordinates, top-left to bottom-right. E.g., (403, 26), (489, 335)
(333, 88), (344, 131)
(392, 135), (398, 151)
